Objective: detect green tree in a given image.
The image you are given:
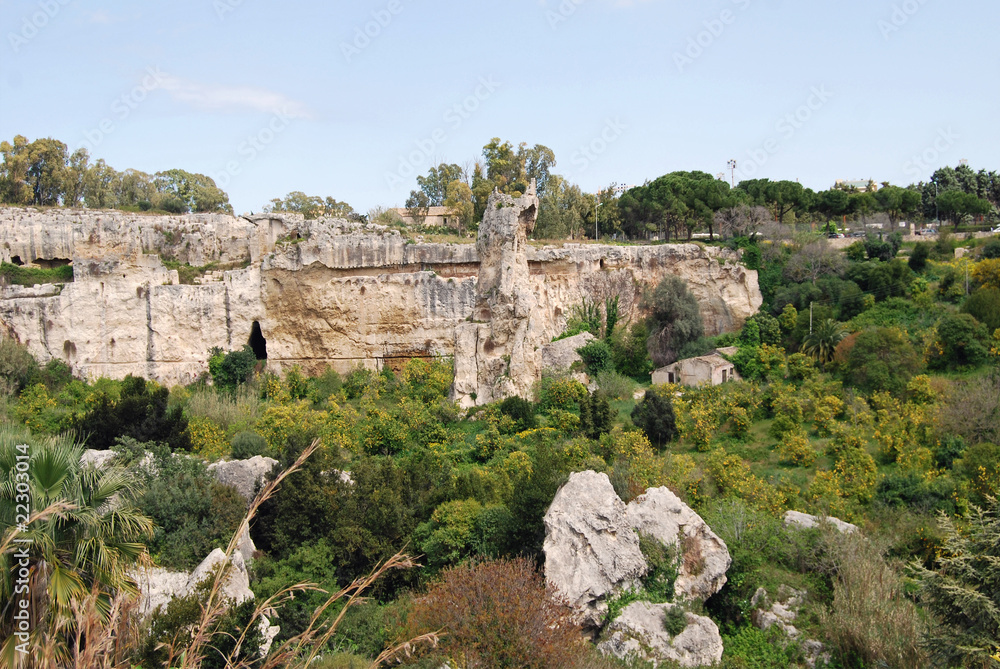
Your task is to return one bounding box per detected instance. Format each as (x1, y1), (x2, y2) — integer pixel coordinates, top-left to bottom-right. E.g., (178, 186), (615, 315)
(845, 326), (922, 395)
(963, 287), (1000, 332)
(645, 275), (705, 367)
(416, 163), (465, 205)
(83, 158), (120, 209)
(874, 185), (921, 222)
(801, 318), (846, 365)
(0, 427), (154, 658)
(153, 169), (231, 213)
(208, 345), (258, 390)
(444, 179), (475, 235)
(0, 135), (32, 204)
(631, 387), (678, 447)
(265, 191), (355, 219)
(579, 390), (613, 440)
(23, 137), (69, 206)
(912, 498), (1000, 669)
(938, 189), (992, 229)
(930, 313), (989, 370)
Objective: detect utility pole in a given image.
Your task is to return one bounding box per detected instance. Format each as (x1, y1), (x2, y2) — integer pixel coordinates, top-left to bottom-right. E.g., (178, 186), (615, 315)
(810, 302), (814, 335)
(727, 159), (737, 188)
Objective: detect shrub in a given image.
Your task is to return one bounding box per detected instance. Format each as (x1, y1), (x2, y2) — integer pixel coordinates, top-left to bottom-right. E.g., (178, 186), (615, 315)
(498, 395), (537, 432)
(908, 241), (930, 271)
(0, 336), (38, 393)
(844, 326), (922, 395)
(579, 390), (613, 440)
(576, 338), (613, 374)
(594, 369), (637, 400)
(231, 430), (268, 459)
(207, 345), (257, 390)
(721, 626), (793, 669)
(911, 498), (1000, 669)
(937, 370), (1000, 446)
(820, 531), (927, 668)
(928, 313), (989, 370)
(962, 287), (1000, 332)
(632, 388), (677, 448)
(401, 357), (453, 402)
(135, 449), (247, 570)
(405, 558), (586, 669)
(534, 376), (587, 413)
(982, 238), (1000, 259)
(954, 442), (1000, 506)
(609, 321), (653, 378)
(777, 431), (816, 466)
(187, 416), (229, 459)
(73, 375), (190, 451)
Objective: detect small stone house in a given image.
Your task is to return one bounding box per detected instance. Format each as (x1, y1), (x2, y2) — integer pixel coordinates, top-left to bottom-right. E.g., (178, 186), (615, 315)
(651, 346), (741, 387)
(391, 206), (459, 229)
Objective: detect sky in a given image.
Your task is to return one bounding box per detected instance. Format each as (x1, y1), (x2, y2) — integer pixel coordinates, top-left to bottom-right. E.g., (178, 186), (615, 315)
(1, 0), (998, 214)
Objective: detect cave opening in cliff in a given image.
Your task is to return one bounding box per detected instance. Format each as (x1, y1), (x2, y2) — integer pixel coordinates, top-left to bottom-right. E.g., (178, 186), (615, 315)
(249, 321), (267, 360)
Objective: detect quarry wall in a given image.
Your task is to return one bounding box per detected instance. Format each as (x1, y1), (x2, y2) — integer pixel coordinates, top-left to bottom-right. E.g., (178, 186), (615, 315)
(0, 206), (762, 392)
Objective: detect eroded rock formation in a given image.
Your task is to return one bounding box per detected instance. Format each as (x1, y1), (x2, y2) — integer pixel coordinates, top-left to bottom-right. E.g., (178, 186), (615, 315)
(543, 471), (730, 666)
(0, 205), (761, 392)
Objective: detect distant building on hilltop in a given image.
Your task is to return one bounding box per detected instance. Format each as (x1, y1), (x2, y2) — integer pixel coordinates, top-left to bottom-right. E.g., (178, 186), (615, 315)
(651, 346), (741, 387)
(392, 206), (459, 229)
(834, 179), (878, 193)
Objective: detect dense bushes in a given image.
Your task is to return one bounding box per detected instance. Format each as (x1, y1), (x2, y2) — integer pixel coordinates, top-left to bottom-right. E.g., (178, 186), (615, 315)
(74, 374), (190, 450)
(405, 558), (586, 669)
(631, 387), (677, 447)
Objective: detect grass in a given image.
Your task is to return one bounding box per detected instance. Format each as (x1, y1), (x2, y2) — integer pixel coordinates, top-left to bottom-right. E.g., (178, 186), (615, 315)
(0, 261), (73, 285)
(160, 259), (251, 285)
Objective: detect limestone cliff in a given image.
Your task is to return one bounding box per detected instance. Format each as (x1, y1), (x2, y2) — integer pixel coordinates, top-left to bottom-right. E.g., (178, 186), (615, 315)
(0, 205), (761, 390)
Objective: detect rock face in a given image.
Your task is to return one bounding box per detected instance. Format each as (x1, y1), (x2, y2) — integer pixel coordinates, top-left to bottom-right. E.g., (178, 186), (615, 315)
(453, 183), (542, 406)
(207, 455), (278, 504)
(783, 510), (858, 534)
(598, 602), (724, 668)
(626, 486), (731, 601)
(539, 331), (596, 372)
(543, 471), (647, 627)
(0, 206), (761, 389)
(544, 471), (730, 667)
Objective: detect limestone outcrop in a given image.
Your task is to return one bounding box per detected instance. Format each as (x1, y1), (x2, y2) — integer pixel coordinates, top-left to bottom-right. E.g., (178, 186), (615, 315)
(453, 183), (543, 405)
(626, 486), (731, 601)
(543, 471), (647, 627)
(783, 510), (858, 534)
(207, 455), (278, 504)
(544, 471), (730, 666)
(598, 602), (724, 668)
(0, 205), (761, 389)
(539, 331), (595, 373)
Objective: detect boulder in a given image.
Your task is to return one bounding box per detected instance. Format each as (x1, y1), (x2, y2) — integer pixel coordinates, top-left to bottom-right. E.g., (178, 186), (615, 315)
(626, 486), (731, 601)
(783, 510), (857, 534)
(208, 455), (278, 505)
(539, 331), (596, 372)
(543, 471), (646, 627)
(598, 602), (723, 668)
(80, 449), (116, 470)
(750, 585), (806, 638)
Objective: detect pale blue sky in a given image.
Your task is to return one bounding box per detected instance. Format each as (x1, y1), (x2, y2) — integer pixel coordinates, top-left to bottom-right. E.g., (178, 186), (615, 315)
(2, 0), (997, 213)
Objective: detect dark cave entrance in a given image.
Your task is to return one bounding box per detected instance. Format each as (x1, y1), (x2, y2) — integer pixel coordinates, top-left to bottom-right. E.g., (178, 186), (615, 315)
(248, 321), (268, 360)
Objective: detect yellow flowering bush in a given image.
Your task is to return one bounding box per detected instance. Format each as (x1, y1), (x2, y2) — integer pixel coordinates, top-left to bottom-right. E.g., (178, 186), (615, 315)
(256, 400), (324, 452)
(777, 431), (816, 467)
(13, 383), (60, 433)
(188, 416), (229, 460)
(812, 395), (844, 436)
(707, 449), (786, 515)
